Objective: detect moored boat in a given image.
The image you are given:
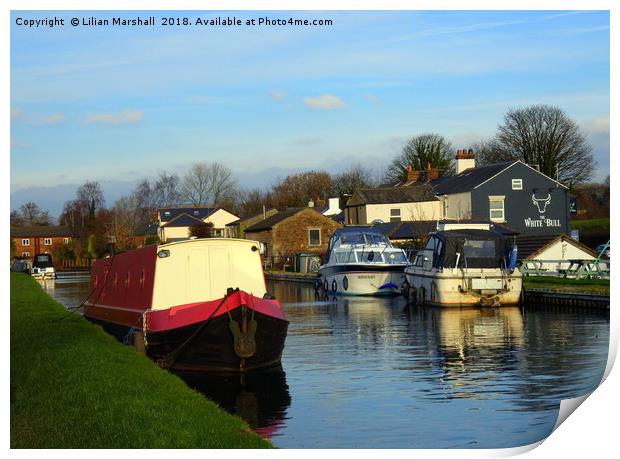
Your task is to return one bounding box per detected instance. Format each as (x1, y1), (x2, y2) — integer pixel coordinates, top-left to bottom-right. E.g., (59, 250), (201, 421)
(403, 224), (522, 307)
(30, 253), (56, 279)
(83, 238), (288, 373)
(317, 227), (409, 296)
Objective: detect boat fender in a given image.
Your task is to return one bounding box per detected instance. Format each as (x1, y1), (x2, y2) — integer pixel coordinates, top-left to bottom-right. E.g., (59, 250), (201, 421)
(331, 280), (337, 292)
(343, 276), (348, 291)
(230, 319), (257, 359)
(324, 280), (329, 292)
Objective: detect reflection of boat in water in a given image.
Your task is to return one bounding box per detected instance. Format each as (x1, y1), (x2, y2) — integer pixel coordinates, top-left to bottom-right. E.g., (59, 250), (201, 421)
(317, 227), (409, 296)
(175, 366), (291, 439)
(84, 238), (288, 373)
(403, 224), (522, 307)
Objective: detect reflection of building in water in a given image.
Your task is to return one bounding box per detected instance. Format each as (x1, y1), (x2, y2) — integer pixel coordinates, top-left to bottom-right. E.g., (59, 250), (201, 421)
(175, 366), (291, 439)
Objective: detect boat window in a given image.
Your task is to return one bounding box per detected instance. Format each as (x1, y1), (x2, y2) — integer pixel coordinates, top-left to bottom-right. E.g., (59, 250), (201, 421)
(386, 251), (408, 264)
(464, 239), (496, 259)
(424, 236), (437, 252)
(341, 233), (365, 245)
(125, 272), (130, 288)
(366, 233), (389, 245)
(334, 252), (355, 263)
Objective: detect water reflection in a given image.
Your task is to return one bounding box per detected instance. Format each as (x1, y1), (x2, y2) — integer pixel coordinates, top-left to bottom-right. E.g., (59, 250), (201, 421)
(174, 366), (291, 439)
(41, 277), (609, 448)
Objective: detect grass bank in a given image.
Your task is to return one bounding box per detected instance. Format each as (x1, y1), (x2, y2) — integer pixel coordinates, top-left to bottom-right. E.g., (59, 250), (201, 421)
(571, 218), (610, 231)
(523, 276), (610, 295)
(10, 272), (272, 448)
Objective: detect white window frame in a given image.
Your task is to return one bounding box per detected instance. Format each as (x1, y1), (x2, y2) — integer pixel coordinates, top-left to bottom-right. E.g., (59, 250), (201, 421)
(489, 196), (505, 223)
(512, 179), (523, 190)
(44, 238), (52, 246)
(21, 239), (30, 246)
(389, 208), (401, 223)
(22, 252), (31, 258)
(63, 238), (70, 244)
(308, 228), (321, 246)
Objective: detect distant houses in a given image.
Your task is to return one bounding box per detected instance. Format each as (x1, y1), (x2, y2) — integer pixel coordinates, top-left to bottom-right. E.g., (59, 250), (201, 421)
(157, 206), (239, 242)
(244, 207), (342, 267)
(10, 226), (73, 260)
(344, 150), (571, 238)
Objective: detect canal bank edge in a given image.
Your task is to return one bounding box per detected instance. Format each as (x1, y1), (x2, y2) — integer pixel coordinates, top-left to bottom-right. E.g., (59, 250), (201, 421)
(9, 272), (272, 448)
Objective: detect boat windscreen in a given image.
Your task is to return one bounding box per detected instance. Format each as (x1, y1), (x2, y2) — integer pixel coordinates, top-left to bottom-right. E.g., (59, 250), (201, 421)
(33, 254), (53, 268)
(442, 237), (506, 269)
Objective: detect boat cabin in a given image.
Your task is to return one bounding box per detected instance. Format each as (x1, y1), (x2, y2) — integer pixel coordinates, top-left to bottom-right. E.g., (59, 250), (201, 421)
(325, 227), (409, 265)
(413, 230), (512, 271)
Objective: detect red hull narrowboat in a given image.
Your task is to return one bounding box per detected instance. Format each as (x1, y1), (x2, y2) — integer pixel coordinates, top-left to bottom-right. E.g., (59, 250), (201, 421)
(83, 238), (288, 373)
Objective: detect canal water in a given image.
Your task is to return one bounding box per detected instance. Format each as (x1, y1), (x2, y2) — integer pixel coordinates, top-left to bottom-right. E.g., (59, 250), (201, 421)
(40, 278), (609, 449)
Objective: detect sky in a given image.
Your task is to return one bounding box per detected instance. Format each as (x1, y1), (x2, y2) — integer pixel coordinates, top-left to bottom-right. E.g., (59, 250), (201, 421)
(10, 10), (610, 217)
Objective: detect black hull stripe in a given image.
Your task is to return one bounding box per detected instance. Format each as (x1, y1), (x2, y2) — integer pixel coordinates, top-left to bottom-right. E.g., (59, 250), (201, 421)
(319, 264), (406, 277)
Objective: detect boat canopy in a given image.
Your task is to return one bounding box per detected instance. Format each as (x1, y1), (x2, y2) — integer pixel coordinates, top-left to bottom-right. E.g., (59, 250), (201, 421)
(423, 230), (511, 269)
(325, 227), (398, 264)
(33, 253), (54, 269)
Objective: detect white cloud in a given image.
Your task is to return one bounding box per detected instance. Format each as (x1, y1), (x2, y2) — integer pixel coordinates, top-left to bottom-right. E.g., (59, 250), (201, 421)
(40, 113), (64, 125)
(302, 94), (344, 110)
(270, 91), (288, 100)
(581, 116), (610, 134)
(85, 110), (144, 125)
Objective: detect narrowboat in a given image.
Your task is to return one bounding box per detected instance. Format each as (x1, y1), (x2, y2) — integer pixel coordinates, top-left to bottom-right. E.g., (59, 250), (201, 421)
(83, 238), (288, 373)
(402, 224), (522, 307)
(30, 253), (56, 279)
(317, 227), (410, 296)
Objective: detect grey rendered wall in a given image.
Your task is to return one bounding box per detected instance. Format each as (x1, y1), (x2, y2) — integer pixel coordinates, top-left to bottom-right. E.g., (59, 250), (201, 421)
(471, 163), (570, 236)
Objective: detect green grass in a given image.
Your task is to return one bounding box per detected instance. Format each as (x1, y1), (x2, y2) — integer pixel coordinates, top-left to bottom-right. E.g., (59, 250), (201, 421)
(523, 276), (610, 295)
(10, 272), (272, 448)
(571, 218), (610, 230)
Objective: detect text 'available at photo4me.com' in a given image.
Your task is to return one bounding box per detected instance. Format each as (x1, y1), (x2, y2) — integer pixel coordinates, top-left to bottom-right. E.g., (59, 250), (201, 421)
(15, 15), (334, 29)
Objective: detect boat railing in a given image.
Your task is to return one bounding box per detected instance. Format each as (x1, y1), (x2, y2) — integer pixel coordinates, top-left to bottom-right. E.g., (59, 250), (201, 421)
(519, 259), (610, 279)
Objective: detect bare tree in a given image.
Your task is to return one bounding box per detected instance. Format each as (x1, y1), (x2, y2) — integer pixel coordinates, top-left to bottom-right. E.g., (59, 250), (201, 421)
(181, 162), (237, 206)
(77, 181), (105, 218)
(17, 202), (51, 226)
(153, 171), (181, 207)
(480, 105), (594, 186)
(271, 171), (332, 208)
(384, 133), (454, 185)
(108, 195), (142, 251)
(331, 164), (377, 197)
(10, 210), (24, 226)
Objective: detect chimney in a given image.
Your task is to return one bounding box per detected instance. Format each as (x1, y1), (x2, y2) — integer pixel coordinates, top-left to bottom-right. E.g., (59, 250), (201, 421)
(406, 165), (420, 183)
(426, 162), (439, 181)
(456, 148), (476, 174)
(324, 197), (341, 216)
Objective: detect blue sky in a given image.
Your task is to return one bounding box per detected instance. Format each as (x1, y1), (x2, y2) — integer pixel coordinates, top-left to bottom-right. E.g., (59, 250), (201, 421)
(10, 10), (610, 215)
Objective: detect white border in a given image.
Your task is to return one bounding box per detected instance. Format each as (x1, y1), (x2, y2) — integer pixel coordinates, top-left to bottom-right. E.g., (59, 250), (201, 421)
(5, 1), (617, 457)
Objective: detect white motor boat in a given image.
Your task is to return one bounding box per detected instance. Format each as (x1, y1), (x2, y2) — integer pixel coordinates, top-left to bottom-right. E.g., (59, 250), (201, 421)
(403, 224), (522, 307)
(317, 227), (409, 296)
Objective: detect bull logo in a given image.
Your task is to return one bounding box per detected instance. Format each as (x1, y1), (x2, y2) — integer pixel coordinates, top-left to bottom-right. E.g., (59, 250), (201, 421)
(532, 193), (551, 214)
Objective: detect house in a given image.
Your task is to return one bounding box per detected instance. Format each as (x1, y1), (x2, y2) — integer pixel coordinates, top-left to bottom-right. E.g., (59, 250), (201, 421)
(244, 207), (342, 264)
(156, 206), (240, 242)
(519, 233), (608, 275)
(344, 182), (442, 225)
(434, 150), (571, 236)
(11, 226), (73, 261)
(225, 208), (279, 239)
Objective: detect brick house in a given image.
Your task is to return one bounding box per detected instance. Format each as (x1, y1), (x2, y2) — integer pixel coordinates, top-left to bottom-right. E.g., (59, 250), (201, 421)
(244, 208), (342, 265)
(10, 226), (73, 261)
